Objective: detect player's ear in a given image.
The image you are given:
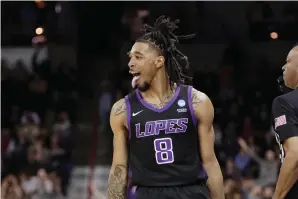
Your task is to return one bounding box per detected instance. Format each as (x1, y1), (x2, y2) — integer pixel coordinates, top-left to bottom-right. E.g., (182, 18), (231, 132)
(155, 56), (165, 69)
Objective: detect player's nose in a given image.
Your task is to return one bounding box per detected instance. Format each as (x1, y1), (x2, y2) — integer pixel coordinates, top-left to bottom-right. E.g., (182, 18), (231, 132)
(128, 60), (135, 69)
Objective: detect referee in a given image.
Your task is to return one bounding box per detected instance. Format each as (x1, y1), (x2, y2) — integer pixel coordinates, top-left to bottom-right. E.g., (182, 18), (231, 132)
(272, 45), (298, 199)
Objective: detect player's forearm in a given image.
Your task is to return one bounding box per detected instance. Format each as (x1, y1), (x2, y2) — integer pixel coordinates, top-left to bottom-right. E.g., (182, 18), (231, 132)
(203, 159), (225, 199)
(273, 152), (298, 199)
(108, 164), (128, 199)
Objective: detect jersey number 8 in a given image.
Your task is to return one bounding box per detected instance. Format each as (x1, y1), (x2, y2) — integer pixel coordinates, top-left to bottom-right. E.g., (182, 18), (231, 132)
(154, 138), (174, 164)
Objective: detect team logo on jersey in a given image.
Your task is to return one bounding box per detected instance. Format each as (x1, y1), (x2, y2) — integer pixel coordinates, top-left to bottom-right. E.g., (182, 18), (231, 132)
(274, 115), (287, 129)
(132, 110), (143, 116)
(177, 99), (186, 107)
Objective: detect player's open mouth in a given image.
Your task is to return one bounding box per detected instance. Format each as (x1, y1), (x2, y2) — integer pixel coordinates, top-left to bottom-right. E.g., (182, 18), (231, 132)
(131, 72), (141, 77)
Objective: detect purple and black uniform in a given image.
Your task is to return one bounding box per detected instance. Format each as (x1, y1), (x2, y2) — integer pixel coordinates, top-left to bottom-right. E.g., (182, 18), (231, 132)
(125, 84), (210, 199)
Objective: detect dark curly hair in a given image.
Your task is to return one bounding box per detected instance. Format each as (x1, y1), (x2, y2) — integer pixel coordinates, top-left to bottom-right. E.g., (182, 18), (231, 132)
(137, 15), (195, 87)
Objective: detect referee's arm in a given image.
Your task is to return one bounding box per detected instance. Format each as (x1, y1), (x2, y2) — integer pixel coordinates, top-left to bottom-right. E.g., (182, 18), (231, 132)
(272, 97), (298, 199)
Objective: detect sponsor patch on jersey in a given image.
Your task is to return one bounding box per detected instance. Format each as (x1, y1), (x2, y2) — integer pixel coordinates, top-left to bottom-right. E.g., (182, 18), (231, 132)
(177, 99), (186, 107)
(275, 115), (287, 129)
(177, 108), (187, 113)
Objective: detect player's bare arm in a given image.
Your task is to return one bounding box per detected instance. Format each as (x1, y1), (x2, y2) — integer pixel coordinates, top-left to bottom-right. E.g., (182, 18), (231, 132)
(192, 89), (225, 199)
(108, 98), (129, 199)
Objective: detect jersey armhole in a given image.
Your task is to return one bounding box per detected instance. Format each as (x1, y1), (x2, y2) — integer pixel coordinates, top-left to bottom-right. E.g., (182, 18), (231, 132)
(125, 96), (132, 140)
(187, 86), (198, 128)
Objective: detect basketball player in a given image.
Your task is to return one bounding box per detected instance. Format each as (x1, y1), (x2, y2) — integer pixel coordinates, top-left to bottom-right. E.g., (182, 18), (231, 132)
(107, 16), (224, 199)
(272, 45), (298, 199)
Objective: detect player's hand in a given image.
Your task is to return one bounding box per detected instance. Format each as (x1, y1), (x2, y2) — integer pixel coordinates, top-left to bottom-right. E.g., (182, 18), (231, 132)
(237, 137), (247, 147)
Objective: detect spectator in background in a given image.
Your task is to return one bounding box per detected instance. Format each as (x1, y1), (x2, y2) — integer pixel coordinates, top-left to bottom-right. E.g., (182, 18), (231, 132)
(224, 158), (242, 180)
(48, 171), (63, 197)
(53, 111), (71, 137)
(20, 171), (39, 199)
(21, 110), (41, 125)
(49, 130), (73, 196)
(238, 137), (279, 187)
(224, 179), (242, 199)
(262, 185), (274, 199)
(231, 191), (242, 199)
(234, 147), (252, 174)
(35, 169), (54, 199)
(247, 185), (263, 199)
(52, 111), (73, 168)
(20, 168), (54, 199)
(49, 133), (66, 164)
(1, 175), (23, 199)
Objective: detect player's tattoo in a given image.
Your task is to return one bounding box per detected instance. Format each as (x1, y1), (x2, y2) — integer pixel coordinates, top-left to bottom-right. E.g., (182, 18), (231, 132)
(114, 100), (126, 116)
(147, 88), (175, 109)
(108, 165), (127, 199)
(192, 90), (203, 111)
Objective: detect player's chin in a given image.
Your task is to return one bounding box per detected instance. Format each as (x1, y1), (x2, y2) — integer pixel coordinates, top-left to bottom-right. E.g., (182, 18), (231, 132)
(284, 76), (293, 88)
(138, 82), (150, 92)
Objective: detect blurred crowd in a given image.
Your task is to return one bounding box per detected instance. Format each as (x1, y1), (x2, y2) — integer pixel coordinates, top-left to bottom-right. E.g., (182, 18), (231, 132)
(1, 46), (77, 199)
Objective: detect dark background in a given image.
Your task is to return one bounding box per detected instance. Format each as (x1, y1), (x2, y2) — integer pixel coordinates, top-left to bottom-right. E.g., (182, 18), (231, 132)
(1, 1), (298, 199)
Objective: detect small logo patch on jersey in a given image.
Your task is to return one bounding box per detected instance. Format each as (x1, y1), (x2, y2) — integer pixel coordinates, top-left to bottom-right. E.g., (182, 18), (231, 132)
(275, 115), (287, 129)
(177, 108), (187, 113)
(177, 99), (186, 107)
(132, 110), (143, 116)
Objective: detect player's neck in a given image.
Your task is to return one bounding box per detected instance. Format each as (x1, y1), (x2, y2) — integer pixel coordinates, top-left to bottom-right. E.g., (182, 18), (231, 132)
(142, 71), (174, 102)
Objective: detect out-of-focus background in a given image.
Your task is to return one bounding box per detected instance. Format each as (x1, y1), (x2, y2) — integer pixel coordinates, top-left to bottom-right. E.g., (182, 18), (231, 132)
(1, 1), (298, 199)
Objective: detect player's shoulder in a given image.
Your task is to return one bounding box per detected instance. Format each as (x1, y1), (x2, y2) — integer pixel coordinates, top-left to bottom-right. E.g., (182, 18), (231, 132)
(110, 98), (128, 132)
(272, 89), (297, 110)
(189, 87), (214, 117)
(190, 87), (210, 104)
(111, 98), (127, 117)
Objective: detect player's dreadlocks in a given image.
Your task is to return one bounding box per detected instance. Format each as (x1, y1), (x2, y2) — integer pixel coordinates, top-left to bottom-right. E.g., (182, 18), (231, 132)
(137, 15), (195, 87)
